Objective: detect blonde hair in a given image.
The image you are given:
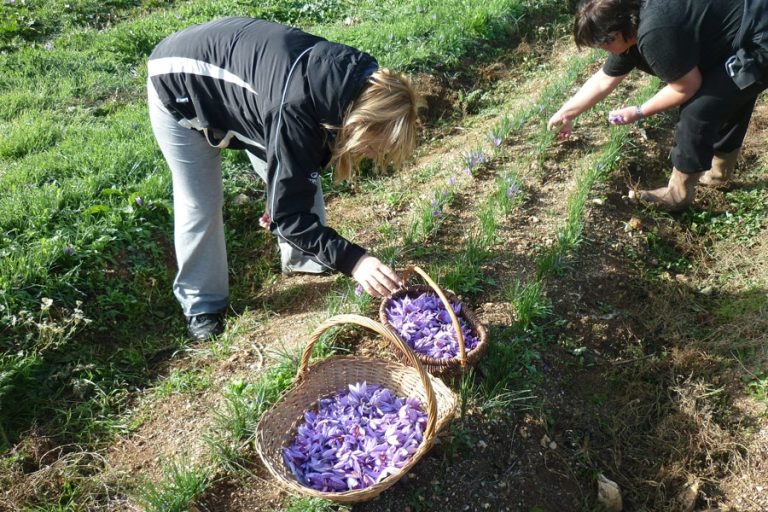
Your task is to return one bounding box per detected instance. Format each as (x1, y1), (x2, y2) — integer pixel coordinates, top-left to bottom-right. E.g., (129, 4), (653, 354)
(328, 68), (424, 182)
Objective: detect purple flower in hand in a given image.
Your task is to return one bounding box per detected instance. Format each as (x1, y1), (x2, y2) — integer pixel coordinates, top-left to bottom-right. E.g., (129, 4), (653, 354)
(608, 113), (625, 125)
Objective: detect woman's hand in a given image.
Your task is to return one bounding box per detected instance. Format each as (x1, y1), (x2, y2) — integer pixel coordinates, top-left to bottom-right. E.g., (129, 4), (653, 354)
(547, 111), (574, 140)
(607, 105), (644, 125)
(259, 211), (271, 229)
(351, 255), (403, 298)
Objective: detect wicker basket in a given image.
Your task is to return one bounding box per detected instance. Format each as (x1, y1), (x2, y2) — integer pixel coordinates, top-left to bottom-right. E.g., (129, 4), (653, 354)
(379, 265), (488, 377)
(255, 314), (458, 503)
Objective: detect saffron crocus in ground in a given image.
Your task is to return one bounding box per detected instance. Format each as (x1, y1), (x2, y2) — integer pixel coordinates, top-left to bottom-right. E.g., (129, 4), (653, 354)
(462, 150), (488, 176)
(506, 182), (521, 199)
(385, 292), (479, 359)
(283, 382), (427, 492)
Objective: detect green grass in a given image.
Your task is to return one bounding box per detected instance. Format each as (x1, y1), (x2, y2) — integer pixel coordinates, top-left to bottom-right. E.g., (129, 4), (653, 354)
(281, 497), (346, 512)
(136, 460), (211, 512)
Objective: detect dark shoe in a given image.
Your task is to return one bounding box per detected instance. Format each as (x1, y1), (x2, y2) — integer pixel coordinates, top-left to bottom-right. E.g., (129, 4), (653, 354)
(186, 312), (224, 341)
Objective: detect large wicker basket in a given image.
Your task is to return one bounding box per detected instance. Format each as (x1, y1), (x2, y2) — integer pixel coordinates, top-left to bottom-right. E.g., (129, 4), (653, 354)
(255, 314), (458, 503)
(380, 266), (488, 377)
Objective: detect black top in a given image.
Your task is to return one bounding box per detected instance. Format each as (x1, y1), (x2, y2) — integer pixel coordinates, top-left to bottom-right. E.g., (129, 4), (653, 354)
(149, 17), (378, 276)
(603, 0), (743, 82)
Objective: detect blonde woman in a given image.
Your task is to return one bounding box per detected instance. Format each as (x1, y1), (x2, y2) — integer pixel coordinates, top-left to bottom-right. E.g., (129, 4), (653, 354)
(148, 17), (422, 340)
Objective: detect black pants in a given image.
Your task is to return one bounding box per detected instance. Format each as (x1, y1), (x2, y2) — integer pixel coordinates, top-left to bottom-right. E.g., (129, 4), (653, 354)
(672, 62), (767, 173)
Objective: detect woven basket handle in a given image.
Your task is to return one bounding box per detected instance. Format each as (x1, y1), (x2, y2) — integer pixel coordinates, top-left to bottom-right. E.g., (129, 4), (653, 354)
(297, 314), (438, 439)
(401, 265), (467, 365)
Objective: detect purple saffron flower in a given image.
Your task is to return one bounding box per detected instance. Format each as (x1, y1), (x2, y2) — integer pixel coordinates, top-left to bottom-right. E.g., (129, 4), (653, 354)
(463, 150), (488, 173)
(135, 196), (144, 207)
(44, 41), (54, 51)
(63, 246), (74, 257)
(354, 284), (364, 296)
(447, 176), (457, 187)
(385, 292), (479, 359)
(608, 113), (625, 125)
(506, 183), (521, 199)
(283, 382), (427, 492)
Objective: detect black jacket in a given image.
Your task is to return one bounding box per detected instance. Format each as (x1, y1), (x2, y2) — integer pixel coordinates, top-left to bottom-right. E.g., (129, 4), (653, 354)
(148, 17), (378, 275)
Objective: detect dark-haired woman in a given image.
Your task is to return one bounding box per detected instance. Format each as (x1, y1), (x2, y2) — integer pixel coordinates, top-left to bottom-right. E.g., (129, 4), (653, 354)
(548, 0), (768, 211)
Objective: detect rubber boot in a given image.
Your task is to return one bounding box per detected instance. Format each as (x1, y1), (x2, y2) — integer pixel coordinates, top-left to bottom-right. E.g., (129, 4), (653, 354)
(632, 168), (704, 213)
(699, 148), (740, 187)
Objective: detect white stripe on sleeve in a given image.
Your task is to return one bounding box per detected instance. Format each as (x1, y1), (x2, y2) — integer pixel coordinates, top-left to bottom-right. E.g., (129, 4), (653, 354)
(148, 57), (258, 96)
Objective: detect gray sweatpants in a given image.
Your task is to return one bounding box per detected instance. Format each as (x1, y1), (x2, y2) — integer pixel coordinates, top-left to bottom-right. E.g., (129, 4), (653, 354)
(148, 81), (326, 317)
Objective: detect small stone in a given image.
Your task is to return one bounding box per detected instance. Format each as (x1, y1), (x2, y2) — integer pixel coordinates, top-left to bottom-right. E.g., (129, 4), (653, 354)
(540, 434), (551, 448)
(592, 198), (604, 206)
(597, 473), (623, 511)
(625, 217), (642, 231)
(477, 440), (488, 449)
(549, 440), (557, 450)
(700, 285), (715, 295)
(530, 216), (540, 223)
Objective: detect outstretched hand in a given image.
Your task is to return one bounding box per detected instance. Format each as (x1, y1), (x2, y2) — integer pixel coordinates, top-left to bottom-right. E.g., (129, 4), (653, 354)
(608, 106), (643, 125)
(351, 255), (403, 298)
(547, 110), (573, 140)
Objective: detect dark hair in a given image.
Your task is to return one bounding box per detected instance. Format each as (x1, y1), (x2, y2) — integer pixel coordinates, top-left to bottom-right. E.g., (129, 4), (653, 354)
(573, 0), (642, 49)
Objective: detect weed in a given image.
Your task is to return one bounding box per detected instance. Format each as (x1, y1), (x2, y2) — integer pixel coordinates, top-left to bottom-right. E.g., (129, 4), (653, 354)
(156, 367), (213, 398)
(431, 237), (492, 296)
(646, 231), (692, 275)
(281, 497), (347, 512)
(443, 424), (477, 461)
(136, 460), (210, 512)
(504, 279), (552, 330)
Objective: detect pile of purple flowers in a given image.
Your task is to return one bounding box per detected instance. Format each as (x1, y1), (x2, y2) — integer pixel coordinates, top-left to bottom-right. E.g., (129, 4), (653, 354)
(385, 292), (479, 359)
(283, 382), (427, 492)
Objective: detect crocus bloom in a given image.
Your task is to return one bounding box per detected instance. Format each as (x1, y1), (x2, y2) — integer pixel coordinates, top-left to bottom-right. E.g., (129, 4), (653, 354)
(506, 183), (521, 199)
(385, 292), (479, 359)
(608, 114), (625, 124)
(283, 382), (427, 492)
